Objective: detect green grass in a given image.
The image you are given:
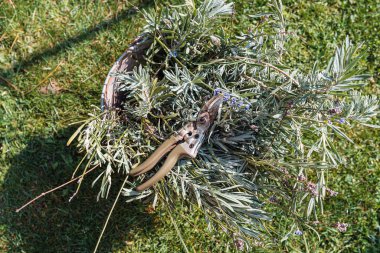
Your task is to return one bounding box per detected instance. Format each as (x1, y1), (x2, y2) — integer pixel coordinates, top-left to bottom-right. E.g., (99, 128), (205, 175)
(1, 0), (379, 252)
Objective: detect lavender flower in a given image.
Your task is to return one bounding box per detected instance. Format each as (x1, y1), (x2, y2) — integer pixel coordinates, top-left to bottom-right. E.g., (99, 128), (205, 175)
(213, 88), (224, 96)
(297, 173), (306, 182)
(223, 92), (231, 101)
(211, 90), (252, 112)
(328, 107), (342, 115)
(327, 188), (339, 197)
(307, 182), (319, 196)
(250, 124), (259, 132)
(234, 238), (244, 251)
(334, 222), (349, 232)
(339, 118), (345, 123)
(268, 195), (278, 203)
(294, 229), (303, 236)
(213, 88), (220, 96)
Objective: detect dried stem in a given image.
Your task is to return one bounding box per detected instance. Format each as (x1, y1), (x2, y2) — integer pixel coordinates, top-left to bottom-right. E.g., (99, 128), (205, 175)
(93, 175), (129, 253)
(0, 76), (22, 93)
(15, 165), (99, 213)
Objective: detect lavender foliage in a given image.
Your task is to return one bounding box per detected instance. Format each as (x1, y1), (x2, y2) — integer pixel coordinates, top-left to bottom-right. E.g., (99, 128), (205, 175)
(69, 0), (379, 246)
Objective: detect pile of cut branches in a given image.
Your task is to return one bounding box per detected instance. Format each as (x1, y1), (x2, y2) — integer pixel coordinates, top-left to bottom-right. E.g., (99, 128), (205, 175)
(66, 0), (378, 249)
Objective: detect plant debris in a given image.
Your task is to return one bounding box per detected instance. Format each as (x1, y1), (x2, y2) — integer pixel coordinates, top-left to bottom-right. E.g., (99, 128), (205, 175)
(69, 0), (378, 247)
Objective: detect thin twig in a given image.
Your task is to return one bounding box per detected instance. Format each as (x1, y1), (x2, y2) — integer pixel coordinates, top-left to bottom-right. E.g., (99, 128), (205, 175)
(0, 33), (7, 43)
(9, 34), (19, 52)
(15, 165), (99, 213)
(25, 60), (64, 94)
(69, 151), (96, 201)
(165, 199), (190, 253)
(93, 175), (129, 253)
(0, 76), (22, 93)
(37, 61), (64, 85)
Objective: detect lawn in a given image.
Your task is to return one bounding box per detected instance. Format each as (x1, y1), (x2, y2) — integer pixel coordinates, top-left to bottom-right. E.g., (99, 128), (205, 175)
(0, 0), (379, 252)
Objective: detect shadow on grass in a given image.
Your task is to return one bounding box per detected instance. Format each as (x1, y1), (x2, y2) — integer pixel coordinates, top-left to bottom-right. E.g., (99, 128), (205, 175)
(0, 127), (156, 253)
(0, 0), (152, 83)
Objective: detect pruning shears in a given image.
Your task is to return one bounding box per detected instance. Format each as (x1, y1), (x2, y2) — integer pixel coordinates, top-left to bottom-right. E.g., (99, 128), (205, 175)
(130, 95), (223, 191)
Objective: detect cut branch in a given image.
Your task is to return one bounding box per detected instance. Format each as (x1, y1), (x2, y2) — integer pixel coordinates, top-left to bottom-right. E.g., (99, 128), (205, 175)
(15, 165), (99, 213)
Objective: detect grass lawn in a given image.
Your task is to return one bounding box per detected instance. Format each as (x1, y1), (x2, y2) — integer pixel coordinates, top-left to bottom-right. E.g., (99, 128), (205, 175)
(1, 0), (379, 252)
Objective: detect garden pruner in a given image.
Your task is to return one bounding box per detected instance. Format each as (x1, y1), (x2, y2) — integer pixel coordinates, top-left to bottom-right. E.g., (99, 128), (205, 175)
(129, 95), (223, 191)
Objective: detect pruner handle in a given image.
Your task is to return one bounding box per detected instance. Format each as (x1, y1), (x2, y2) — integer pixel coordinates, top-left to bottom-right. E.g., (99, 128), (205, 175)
(130, 135), (180, 177)
(135, 145), (187, 191)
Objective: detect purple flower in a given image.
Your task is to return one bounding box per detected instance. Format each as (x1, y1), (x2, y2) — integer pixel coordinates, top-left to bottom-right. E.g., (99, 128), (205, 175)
(297, 173), (306, 182)
(307, 182), (319, 196)
(269, 195), (278, 203)
(327, 188), (338, 197)
(231, 97), (237, 105)
(245, 104), (251, 111)
(294, 229), (303, 236)
(213, 88), (222, 96)
(328, 107), (342, 115)
(339, 118), (345, 124)
(234, 238), (244, 251)
(250, 125), (259, 132)
(334, 222), (349, 232)
(223, 92), (231, 101)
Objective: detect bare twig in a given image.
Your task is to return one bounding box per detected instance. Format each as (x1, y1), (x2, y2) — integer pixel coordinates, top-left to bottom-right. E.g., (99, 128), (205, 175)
(9, 34), (19, 52)
(0, 33), (7, 43)
(0, 76), (22, 93)
(25, 60), (64, 94)
(163, 196), (190, 253)
(93, 175), (129, 253)
(15, 165), (99, 213)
